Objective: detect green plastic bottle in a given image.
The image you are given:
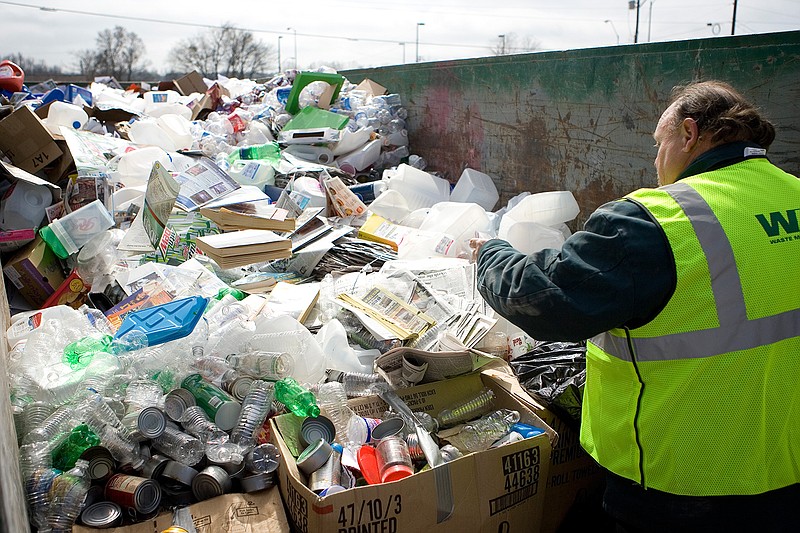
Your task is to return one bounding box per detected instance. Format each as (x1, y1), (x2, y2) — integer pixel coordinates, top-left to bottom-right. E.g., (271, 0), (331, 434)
(51, 424), (100, 471)
(63, 334), (113, 369)
(226, 142), (280, 164)
(274, 377), (320, 418)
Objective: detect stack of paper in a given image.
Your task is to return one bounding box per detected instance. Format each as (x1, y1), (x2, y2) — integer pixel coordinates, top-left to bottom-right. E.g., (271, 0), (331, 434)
(195, 229), (292, 269)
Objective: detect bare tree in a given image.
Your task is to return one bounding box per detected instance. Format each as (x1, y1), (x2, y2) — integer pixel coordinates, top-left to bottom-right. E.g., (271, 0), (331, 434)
(491, 33), (541, 56)
(78, 26), (147, 80)
(1, 52), (64, 77)
(169, 24), (276, 79)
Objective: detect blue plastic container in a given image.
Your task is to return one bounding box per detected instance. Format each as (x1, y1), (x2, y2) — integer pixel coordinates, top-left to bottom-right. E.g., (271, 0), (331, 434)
(114, 295), (208, 346)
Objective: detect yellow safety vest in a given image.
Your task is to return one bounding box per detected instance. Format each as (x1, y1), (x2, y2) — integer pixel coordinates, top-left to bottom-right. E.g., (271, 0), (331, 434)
(580, 158), (800, 496)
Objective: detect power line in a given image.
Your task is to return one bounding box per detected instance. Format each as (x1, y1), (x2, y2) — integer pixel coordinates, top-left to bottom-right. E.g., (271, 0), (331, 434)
(0, 1), (493, 50)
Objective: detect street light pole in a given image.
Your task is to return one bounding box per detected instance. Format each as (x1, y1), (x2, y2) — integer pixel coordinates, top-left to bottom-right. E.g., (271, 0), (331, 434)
(287, 27), (298, 69)
(399, 42), (406, 63)
(604, 20), (620, 44)
(416, 22), (425, 63)
(277, 36), (282, 73)
(498, 34), (506, 55)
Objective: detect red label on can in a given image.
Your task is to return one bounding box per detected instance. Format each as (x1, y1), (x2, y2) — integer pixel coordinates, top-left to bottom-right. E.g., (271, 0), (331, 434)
(105, 474), (145, 511)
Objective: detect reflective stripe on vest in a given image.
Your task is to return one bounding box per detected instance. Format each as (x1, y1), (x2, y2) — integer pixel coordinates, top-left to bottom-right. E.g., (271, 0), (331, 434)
(592, 182), (800, 362)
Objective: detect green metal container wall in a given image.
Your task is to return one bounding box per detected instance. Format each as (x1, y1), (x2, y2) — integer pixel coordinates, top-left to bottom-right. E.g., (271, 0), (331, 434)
(345, 31), (800, 227)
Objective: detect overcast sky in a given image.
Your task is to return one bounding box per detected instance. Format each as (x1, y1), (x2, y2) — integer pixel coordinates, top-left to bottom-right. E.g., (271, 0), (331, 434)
(2, 0), (798, 76)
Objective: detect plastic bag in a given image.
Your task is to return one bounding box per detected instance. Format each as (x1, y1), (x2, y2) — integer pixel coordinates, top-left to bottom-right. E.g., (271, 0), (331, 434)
(510, 340), (586, 427)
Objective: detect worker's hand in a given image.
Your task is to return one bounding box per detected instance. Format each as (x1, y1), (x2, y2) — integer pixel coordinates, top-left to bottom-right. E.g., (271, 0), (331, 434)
(469, 238), (489, 263)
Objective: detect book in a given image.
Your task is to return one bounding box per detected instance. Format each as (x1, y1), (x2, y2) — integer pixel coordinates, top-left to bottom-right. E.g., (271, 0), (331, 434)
(200, 201), (296, 232)
(231, 271), (303, 293)
(199, 247), (293, 270)
(195, 229), (291, 258)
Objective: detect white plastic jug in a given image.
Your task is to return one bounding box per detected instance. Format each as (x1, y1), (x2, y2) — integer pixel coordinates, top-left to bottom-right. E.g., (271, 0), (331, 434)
(335, 139), (382, 174)
(397, 229), (461, 260)
(504, 221), (566, 255)
(110, 146), (173, 188)
(0, 179), (52, 231)
(128, 119), (179, 150)
(332, 126), (374, 156)
(156, 114), (193, 151)
(284, 145), (335, 165)
(498, 190), (580, 238)
(290, 176), (327, 208)
(228, 159), (276, 189)
(367, 189), (409, 223)
(450, 168), (500, 211)
(45, 101), (88, 135)
(419, 202), (492, 257)
(385, 164), (450, 211)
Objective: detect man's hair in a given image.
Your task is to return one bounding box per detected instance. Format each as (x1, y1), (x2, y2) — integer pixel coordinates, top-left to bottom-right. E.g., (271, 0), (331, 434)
(668, 80), (776, 149)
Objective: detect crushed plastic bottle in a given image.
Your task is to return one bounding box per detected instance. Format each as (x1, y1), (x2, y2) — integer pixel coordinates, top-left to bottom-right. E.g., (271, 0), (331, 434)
(448, 409), (521, 453)
(274, 378), (320, 418)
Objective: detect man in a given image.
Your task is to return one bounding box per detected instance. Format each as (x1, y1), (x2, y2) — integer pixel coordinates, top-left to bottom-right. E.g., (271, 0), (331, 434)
(471, 81), (799, 532)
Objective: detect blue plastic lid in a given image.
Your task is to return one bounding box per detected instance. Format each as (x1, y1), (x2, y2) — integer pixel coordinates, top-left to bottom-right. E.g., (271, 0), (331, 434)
(114, 295), (208, 347)
(510, 423), (545, 439)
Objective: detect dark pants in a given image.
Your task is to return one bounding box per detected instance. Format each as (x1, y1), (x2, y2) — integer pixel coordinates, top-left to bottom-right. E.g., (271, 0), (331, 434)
(603, 471), (799, 533)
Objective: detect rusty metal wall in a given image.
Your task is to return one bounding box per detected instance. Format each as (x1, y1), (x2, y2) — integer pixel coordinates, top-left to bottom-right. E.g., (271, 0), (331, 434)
(344, 31), (800, 227)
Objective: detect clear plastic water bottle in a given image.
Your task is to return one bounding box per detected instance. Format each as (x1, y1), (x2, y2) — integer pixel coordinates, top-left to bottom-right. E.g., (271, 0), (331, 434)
(230, 380), (274, 448)
(152, 425), (205, 466)
(47, 459), (91, 531)
(25, 466), (59, 530)
(450, 409), (521, 453)
(328, 370), (388, 398)
(51, 424), (100, 471)
(315, 382), (355, 443)
(436, 388), (496, 428)
(226, 350), (295, 381)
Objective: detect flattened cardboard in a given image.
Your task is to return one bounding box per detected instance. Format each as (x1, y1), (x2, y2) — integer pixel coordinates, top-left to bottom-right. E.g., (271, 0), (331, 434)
(2, 235), (65, 309)
(174, 70), (209, 96)
(356, 78), (388, 97)
(72, 489), (289, 533)
(273, 371), (555, 533)
(0, 106), (63, 174)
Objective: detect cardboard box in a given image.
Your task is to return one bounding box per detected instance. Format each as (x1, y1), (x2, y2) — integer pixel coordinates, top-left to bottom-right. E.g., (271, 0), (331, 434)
(272, 371), (556, 533)
(0, 106), (63, 174)
(174, 70), (209, 96)
(489, 369), (605, 533)
(2, 235), (65, 309)
(72, 489), (290, 533)
(356, 78), (388, 97)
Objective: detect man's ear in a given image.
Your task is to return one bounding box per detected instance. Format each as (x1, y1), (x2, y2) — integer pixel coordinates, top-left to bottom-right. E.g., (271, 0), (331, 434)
(680, 117), (701, 153)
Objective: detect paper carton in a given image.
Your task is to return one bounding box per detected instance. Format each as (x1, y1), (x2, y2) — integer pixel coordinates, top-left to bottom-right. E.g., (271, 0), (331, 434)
(485, 368), (605, 533)
(2, 235), (65, 309)
(0, 106), (63, 174)
(174, 70), (209, 96)
(71, 489), (289, 533)
(272, 371), (555, 533)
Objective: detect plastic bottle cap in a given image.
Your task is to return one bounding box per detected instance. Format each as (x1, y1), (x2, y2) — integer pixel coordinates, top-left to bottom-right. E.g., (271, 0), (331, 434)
(356, 446), (381, 485)
(381, 463), (414, 483)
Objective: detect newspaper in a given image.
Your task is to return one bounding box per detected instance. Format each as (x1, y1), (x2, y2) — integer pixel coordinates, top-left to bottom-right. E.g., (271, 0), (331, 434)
(118, 161), (180, 253)
(337, 285), (436, 341)
(375, 342), (497, 385)
(173, 157), (240, 211)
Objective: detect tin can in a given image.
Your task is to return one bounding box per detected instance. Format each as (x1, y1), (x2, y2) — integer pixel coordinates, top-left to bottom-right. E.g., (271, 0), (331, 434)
(80, 446), (116, 481)
(164, 388), (197, 422)
(309, 451), (341, 494)
(121, 406), (167, 441)
(81, 501), (123, 529)
(105, 473), (162, 515)
(296, 438), (333, 476)
(222, 374), (254, 402)
(192, 465), (232, 501)
(376, 435), (413, 483)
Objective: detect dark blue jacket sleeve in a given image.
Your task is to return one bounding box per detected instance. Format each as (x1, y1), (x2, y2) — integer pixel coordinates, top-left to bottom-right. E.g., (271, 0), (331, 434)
(476, 199), (676, 342)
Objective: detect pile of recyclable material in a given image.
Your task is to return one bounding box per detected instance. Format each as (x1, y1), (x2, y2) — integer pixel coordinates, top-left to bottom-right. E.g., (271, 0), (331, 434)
(0, 60), (585, 531)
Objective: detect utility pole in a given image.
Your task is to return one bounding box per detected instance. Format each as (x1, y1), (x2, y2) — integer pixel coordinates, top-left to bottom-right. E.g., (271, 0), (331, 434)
(498, 34), (506, 55)
(731, 0), (738, 35)
(416, 22), (425, 62)
(648, 0), (655, 42)
(629, 0), (641, 43)
(277, 36), (282, 73)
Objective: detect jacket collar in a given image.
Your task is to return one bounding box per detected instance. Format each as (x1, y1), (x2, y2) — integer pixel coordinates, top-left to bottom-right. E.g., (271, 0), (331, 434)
(677, 142), (768, 181)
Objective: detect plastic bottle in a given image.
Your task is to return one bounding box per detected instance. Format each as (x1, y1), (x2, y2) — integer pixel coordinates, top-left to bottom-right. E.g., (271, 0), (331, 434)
(0, 60), (24, 92)
(338, 310), (402, 353)
(46, 459), (91, 531)
(449, 168), (500, 211)
(230, 380), (274, 448)
(25, 467), (59, 531)
(315, 382), (355, 443)
(227, 142), (280, 164)
(0, 178), (52, 232)
(226, 351), (295, 381)
(274, 378), (320, 418)
(327, 370), (388, 398)
(180, 405), (228, 445)
(181, 374), (242, 432)
(51, 424), (100, 471)
(451, 409), (521, 453)
(151, 425), (205, 466)
(437, 388), (496, 428)
(227, 159), (276, 189)
(45, 100), (89, 135)
(190, 356), (253, 402)
(62, 333), (113, 370)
